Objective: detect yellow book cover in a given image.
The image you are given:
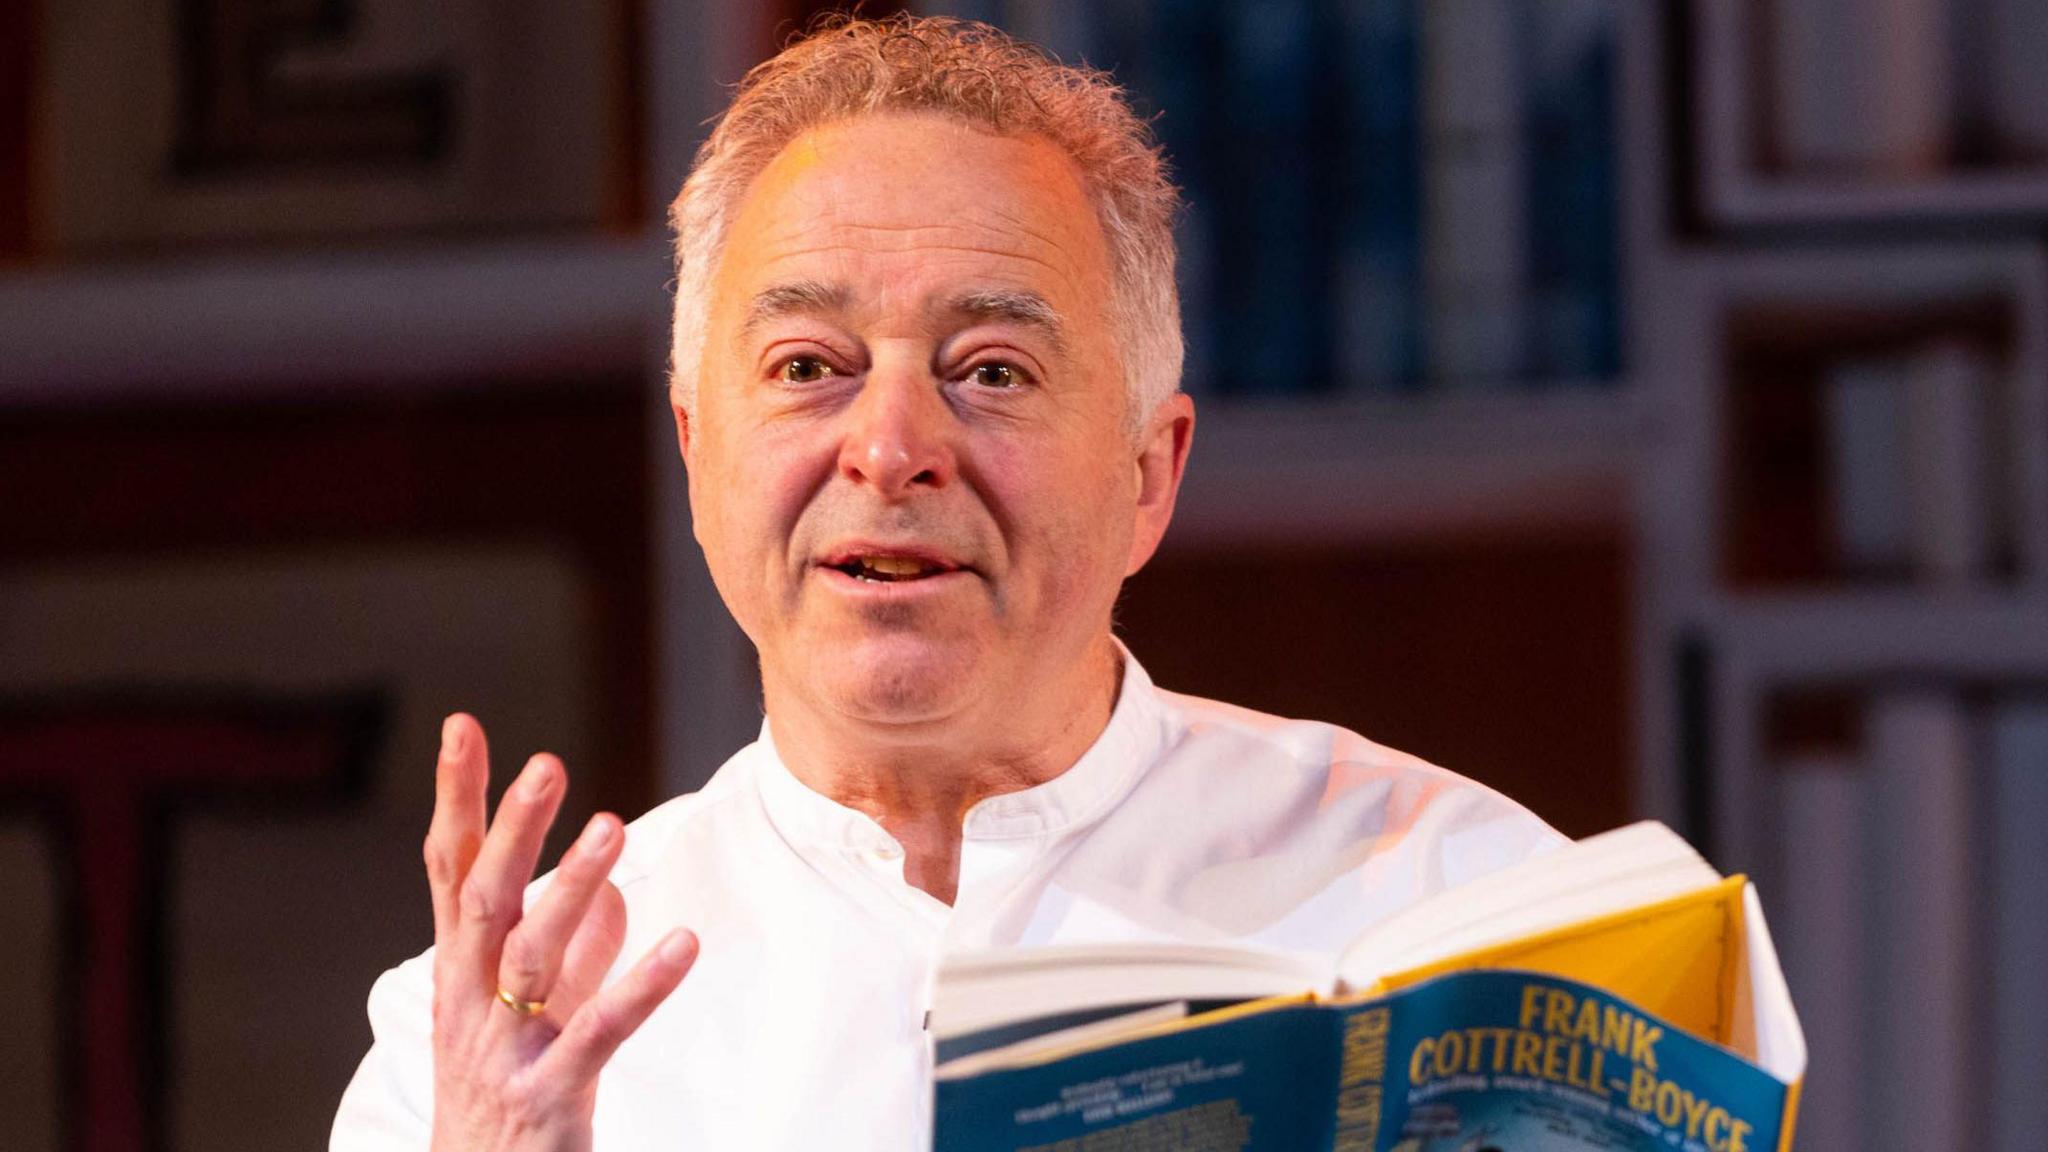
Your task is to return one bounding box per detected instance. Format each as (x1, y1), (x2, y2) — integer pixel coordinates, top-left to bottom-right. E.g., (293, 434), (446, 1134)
(1367, 874), (1751, 1051)
(932, 823), (1807, 1151)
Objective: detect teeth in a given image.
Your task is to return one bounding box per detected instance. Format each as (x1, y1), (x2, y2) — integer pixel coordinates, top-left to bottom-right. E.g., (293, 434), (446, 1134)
(840, 555), (945, 582)
(863, 556), (927, 577)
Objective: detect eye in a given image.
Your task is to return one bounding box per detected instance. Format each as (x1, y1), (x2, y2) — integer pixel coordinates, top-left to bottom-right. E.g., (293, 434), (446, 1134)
(780, 356), (837, 384)
(965, 362), (1021, 389)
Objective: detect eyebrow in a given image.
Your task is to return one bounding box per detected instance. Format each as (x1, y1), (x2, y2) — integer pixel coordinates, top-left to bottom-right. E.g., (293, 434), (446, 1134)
(738, 280), (1071, 355)
(942, 288), (1069, 356)
(740, 279), (850, 343)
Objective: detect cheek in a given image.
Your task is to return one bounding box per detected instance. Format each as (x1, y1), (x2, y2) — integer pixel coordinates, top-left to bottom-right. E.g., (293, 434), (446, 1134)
(700, 431), (824, 585)
(981, 439), (1136, 606)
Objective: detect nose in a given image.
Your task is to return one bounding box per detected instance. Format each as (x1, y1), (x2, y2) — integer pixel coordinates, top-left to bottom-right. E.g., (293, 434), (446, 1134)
(837, 362), (956, 497)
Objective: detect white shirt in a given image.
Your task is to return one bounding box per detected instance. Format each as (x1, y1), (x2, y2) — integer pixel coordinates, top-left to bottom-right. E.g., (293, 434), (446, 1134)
(332, 654), (1564, 1150)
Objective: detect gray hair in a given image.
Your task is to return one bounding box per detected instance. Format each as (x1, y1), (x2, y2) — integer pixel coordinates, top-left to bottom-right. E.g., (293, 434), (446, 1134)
(667, 14), (1184, 437)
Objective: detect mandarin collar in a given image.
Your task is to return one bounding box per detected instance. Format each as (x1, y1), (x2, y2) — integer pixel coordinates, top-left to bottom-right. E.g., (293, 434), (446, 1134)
(748, 645), (1178, 852)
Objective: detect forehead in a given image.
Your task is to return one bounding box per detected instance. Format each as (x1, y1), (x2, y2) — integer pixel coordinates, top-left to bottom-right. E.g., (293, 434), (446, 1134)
(715, 113), (1113, 315)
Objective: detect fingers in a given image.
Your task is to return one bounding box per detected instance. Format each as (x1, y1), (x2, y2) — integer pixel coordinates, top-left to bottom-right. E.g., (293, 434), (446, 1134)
(538, 929), (699, 1087)
(548, 879), (629, 1022)
(496, 813), (624, 1010)
(445, 752), (566, 993)
(424, 714), (489, 943)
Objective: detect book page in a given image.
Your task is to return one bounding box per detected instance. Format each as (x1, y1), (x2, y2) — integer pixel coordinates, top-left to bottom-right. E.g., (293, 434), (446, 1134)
(1335, 821), (1718, 988)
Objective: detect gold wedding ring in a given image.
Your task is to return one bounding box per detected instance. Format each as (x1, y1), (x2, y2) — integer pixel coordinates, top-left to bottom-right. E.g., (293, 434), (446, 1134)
(495, 986), (547, 1016)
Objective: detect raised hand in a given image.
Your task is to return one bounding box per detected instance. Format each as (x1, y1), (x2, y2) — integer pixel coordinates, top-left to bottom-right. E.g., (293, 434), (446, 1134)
(422, 714), (697, 1152)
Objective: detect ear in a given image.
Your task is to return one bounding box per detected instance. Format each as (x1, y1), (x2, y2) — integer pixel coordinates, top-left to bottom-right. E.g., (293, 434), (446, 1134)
(671, 397), (693, 464)
(672, 398), (709, 546)
(1124, 392), (1195, 577)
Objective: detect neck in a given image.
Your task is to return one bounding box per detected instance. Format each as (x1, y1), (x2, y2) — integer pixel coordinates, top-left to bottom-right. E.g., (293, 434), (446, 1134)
(763, 636), (1123, 905)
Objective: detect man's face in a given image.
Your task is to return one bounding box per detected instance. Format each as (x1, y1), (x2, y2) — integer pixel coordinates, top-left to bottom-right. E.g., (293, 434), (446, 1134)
(678, 113), (1190, 732)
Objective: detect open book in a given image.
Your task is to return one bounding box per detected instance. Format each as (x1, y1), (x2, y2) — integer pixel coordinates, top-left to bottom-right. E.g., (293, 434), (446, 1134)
(931, 821), (1806, 1151)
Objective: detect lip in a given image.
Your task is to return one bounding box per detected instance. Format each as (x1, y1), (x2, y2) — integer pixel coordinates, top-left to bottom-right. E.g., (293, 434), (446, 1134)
(815, 565), (976, 597)
(812, 541), (977, 595)
(817, 541), (969, 574)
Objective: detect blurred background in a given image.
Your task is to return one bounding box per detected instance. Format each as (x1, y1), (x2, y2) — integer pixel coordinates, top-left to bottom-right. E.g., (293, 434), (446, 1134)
(0, 1), (2042, 1149)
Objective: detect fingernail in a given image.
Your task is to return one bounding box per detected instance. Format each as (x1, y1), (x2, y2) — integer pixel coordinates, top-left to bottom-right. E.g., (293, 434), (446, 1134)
(659, 929), (695, 965)
(440, 715), (465, 758)
(580, 815), (613, 851)
(517, 755), (555, 798)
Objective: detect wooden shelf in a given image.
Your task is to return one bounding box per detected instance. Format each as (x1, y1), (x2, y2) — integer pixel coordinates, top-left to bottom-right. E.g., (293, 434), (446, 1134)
(1701, 592), (2048, 876)
(0, 235), (669, 404)
(1691, 2), (2048, 230)
(1702, 591), (2048, 676)
(1706, 171), (2048, 230)
(1169, 386), (1651, 546)
(1659, 243), (2048, 600)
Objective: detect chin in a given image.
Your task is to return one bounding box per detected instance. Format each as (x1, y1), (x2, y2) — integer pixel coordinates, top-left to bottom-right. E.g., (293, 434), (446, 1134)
(819, 633), (983, 725)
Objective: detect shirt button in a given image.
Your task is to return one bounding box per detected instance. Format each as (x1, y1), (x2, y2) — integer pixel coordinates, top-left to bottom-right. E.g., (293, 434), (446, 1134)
(874, 843), (903, 860)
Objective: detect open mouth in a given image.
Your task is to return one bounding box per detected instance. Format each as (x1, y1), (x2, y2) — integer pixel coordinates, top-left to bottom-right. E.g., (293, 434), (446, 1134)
(826, 555), (958, 583)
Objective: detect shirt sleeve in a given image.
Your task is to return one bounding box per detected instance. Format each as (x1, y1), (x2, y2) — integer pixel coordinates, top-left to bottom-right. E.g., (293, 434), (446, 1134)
(1433, 789), (1573, 892)
(331, 949), (437, 1152)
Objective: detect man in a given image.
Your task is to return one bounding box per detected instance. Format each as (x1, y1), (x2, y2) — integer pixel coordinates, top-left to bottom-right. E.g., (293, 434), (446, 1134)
(333, 15), (1562, 1151)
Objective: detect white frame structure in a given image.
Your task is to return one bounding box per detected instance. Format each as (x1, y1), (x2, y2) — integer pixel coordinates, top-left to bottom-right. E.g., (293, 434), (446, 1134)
(1691, 0), (2048, 229)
